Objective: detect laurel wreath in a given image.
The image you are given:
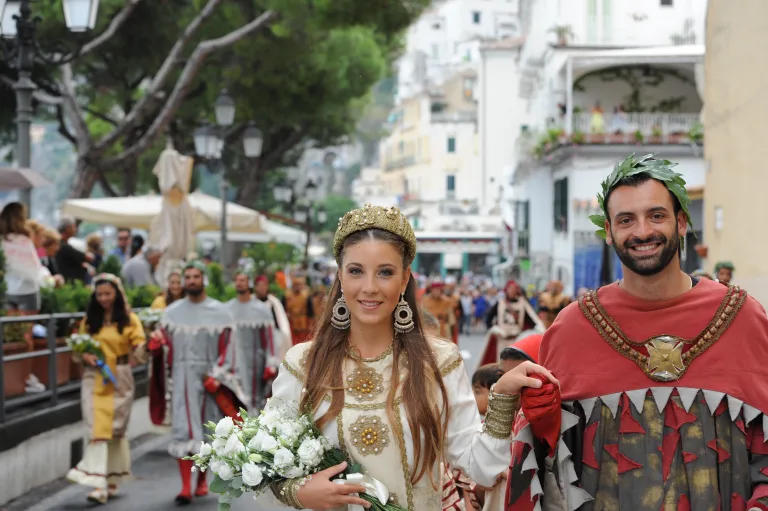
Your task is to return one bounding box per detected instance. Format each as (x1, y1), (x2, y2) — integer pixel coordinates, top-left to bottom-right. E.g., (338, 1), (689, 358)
(589, 153), (694, 239)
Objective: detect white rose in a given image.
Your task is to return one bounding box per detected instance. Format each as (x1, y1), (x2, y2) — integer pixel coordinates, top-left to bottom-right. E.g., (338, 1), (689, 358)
(297, 438), (324, 467)
(199, 442), (212, 457)
(223, 434), (245, 456)
(283, 466), (304, 478)
(259, 434), (279, 453)
(215, 416), (235, 438)
(278, 421), (303, 443)
(208, 459), (223, 475)
(259, 409), (282, 431)
(273, 447), (295, 471)
(212, 437), (227, 453)
(247, 430), (268, 451)
(214, 462), (235, 481)
(241, 462), (264, 487)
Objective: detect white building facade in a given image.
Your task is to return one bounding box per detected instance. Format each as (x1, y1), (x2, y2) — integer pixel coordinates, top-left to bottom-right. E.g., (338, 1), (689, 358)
(396, 0), (521, 103)
(479, 0), (707, 293)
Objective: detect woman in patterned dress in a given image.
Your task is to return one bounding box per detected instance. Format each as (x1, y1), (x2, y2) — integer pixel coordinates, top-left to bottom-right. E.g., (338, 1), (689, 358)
(262, 204), (556, 510)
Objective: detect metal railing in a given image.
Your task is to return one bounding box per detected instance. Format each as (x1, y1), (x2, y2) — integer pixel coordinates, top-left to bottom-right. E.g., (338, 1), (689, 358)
(572, 112), (701, 138)
(0, 312), (147, 424)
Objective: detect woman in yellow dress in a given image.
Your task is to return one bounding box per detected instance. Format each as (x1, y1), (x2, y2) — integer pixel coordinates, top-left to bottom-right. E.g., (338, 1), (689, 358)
(67, 274), (147, 504)
(150, 268), (185, 310)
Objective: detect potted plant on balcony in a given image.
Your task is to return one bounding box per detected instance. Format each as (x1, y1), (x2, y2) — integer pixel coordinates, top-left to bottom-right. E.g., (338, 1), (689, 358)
(634, 129), (645, 145)
(549, 25), (574, 46)
(648, 125), (663, 144)
(668, 130), (686, 144)
(571, 131), (586, 145)
(688, 122), (703, 145)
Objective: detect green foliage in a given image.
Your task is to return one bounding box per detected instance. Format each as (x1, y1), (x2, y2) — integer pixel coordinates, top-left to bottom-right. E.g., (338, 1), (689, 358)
(98, 255), (123, 276)
(206, 262), (226, 299)
(593, 153), (693, 239)
(125, 285), (163, 309)
(317, 194), (359, 232)
(245, 242), (300, 273)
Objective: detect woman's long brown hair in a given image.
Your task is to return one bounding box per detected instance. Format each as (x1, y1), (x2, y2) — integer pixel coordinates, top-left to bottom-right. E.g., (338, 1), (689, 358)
(0, 202), (29, 240)
(300, 229), (449, 487)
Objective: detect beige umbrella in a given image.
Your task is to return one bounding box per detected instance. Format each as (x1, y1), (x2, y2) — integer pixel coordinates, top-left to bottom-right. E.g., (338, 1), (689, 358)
(148, 143), (196, 284)
(0, 167), (51, 191)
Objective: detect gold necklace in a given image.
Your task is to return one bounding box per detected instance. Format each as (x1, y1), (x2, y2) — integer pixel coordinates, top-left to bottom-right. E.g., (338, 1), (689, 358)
(347, 339), (394, 363)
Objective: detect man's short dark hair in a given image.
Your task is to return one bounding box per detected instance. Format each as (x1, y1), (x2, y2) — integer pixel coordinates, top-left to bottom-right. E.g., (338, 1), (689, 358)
(471, 364), (504, 389)
(117, 227), (131, 234)
(500, 347), (534, 363)
(603, 172), (682, 223)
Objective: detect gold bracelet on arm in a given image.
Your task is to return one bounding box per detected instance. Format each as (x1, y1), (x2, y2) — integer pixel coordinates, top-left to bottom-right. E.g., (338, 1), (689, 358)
(270, 478), (304, 509)
(482, 384), (520, 440)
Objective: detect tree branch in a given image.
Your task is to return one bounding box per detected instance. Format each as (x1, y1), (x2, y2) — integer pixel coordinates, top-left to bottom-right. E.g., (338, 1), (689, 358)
(84, 106), (119, 126)
(60, 63), (91, 150)
(55, 105), (76, 144)
(261, 125), (308, 170)
(103, 9), (277, 166)
(0, 76), (62, 105)
(96, 170), (121, 197)
(79, 0), (144, 57)
(94, 0), (227, 153)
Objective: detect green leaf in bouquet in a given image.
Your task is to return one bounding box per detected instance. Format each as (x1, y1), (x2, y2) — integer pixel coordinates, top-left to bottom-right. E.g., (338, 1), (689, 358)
(209, 475), (230, 494)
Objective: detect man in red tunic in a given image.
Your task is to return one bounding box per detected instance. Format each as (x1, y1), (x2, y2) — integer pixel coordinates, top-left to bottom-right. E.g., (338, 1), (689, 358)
(507, 154), (768, 511)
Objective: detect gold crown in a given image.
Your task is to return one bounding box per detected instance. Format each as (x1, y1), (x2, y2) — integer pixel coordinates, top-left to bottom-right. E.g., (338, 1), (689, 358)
(333, 204), (417, 263)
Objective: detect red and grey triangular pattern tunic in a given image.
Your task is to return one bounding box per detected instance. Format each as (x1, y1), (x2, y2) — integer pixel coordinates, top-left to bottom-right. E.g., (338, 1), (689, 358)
(507, 278), (768, 511)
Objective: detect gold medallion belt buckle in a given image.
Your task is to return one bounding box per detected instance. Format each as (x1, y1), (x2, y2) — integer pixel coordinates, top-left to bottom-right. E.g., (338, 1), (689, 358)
(645, 335), (686, 382)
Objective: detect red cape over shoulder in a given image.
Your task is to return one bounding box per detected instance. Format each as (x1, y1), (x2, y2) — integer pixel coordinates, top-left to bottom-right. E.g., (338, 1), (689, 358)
(540, 278), (768, 413)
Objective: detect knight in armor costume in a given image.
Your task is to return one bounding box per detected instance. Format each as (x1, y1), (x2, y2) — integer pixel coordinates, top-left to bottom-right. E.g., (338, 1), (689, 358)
(536, 280), (571, 329)
(282, 274), (313, 345)
(422, 281), (456, 340)
(506, 154), (768, 511)
(148, 260), (246, 505)
(227, 269), (283, 413)
(477, 280), (543, 369)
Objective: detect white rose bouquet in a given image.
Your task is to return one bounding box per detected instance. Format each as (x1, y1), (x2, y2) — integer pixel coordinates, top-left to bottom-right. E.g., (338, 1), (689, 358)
(186, 401), (407, 511)
(137, 308), (163, 331)
(66, 333), (116, 385)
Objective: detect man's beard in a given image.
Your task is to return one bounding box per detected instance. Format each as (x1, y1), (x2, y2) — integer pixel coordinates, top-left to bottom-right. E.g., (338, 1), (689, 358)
(236, 288), (250, 296)
(614, 231), (679, 277)
(184, 286), (203, 297)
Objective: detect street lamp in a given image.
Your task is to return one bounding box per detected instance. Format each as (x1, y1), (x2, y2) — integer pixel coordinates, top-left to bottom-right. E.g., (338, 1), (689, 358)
(0, 0), (101, 212)
(273, 176), (325, 264)
(193, 88), (261, 268)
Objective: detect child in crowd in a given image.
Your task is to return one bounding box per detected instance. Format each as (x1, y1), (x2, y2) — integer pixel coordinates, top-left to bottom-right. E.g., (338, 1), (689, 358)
(467, 364), (509, 510)
(499, 333), (542, 373)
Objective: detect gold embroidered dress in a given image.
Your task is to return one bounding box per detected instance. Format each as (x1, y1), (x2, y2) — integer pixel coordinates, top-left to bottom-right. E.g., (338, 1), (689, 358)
(262, 339), (512, 510)
(67, 313), (147, 489)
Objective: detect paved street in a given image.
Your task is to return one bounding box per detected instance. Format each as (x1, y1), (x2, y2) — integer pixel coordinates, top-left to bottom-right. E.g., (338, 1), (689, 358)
(19, 332), (488, 511)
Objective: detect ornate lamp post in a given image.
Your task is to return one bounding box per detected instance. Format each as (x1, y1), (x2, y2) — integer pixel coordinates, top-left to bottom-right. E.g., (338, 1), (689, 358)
(0, 0), (101, 211)
(193, 89), (262, 266)
(273, 176), (326, 264)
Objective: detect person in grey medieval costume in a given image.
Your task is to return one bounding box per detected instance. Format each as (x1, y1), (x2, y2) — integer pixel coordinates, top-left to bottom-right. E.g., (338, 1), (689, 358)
(148, 260), (245, 505)
(228, 269), (282, 413)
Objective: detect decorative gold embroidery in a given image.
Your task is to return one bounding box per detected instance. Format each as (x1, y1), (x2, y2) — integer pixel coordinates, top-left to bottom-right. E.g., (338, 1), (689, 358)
(349, 415), (390, 456)
(299, 349), (309, 368)
(440, 356), (463, 377)
(579, 285), (747, 382)
(281, 360), (303, 381)
(336, 413), (347, 456)
(346, 367), (385, 401)
(391, 403), (414, 511)
(347, 341), (394, 363)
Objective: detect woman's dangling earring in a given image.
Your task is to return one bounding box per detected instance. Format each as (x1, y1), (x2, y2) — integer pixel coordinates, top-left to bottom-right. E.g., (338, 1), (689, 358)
(331, 291), (351, 330)
(393, 293), (415, 334)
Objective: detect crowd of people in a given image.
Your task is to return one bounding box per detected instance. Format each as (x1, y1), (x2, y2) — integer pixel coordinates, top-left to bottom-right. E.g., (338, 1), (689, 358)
(2, 152), (761, 511)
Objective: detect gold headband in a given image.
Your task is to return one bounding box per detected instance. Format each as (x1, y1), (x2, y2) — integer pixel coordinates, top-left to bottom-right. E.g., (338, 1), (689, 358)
(333, 204), (417, 263)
